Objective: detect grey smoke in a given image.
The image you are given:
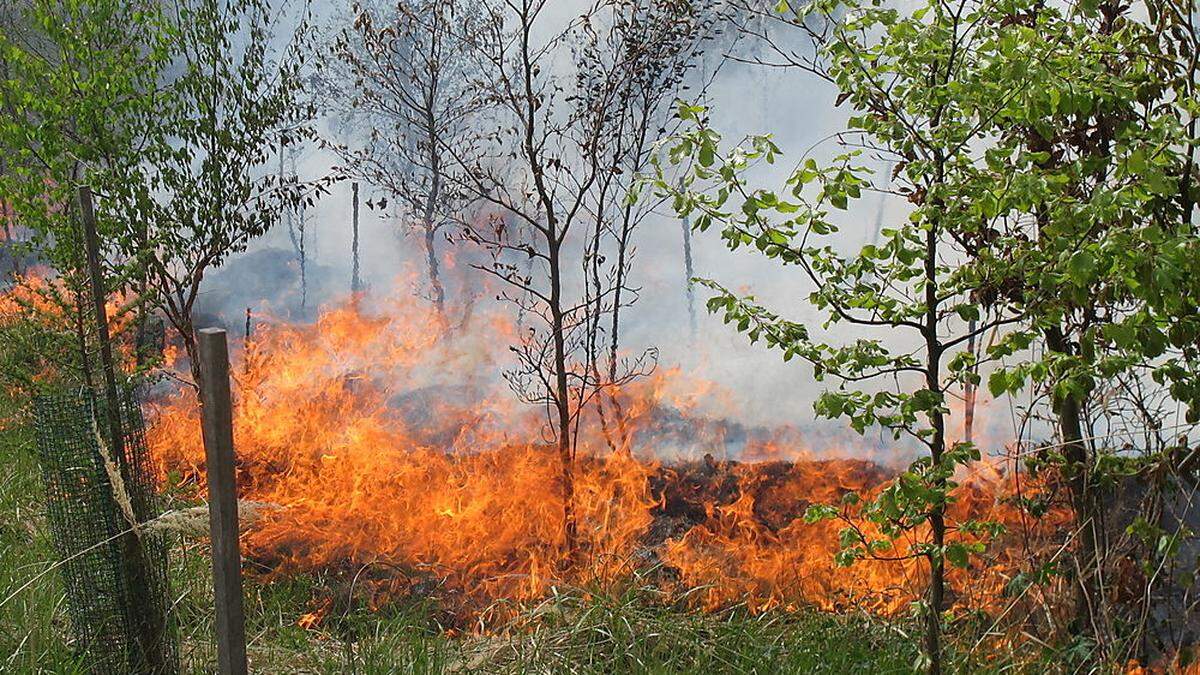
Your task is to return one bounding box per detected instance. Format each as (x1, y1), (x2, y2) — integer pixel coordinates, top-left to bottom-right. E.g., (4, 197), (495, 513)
(195, 0), (1018, 463)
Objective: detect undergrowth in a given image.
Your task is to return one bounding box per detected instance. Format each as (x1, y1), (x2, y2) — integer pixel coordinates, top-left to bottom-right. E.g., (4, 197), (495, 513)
(0, 399), (1090, 674)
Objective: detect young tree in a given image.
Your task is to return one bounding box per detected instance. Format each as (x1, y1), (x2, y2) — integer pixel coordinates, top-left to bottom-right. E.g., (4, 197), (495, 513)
(0, 0), (171, 388)
(281, 143), (312, 311)
(0, 0), (317, 390)
(646, 0), (1121, 666)
(132, 0), (317, 386)
(449, 0), (708, 556)
(657, 0), (1200, 667)
(452, 0), (619, 557)
(577, 0), (720, 453)
(974, 0), (1199, 655)
(322, 0), (484, 315)
(0, 5), (181, 669)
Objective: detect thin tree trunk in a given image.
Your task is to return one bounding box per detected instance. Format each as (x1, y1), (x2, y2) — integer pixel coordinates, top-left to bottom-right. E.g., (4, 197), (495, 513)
(422, 223), (444, 314)
(298, 202), (306, 312)
(679, 177), (696, 339)
(1044, 325), (1106, 648)
(423, 106), (446, 315)
(351, 182), (362, 295)
(607, 202), (636, 451)
(587, 211), (618, 455)
(73, 284), (95, 392)
(548, 234), (577, 559)
(964, 318), (977, 444)
(923, 215), (946, 675)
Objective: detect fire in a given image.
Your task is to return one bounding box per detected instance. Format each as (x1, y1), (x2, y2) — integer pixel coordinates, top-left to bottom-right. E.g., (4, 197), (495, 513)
(0, 269), (67, 320)
(0, 269), (139, 393)
(146, 292), (1065, 627)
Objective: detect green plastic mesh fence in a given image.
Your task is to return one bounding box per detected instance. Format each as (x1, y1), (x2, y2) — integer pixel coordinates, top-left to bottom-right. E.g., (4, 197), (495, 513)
(32, 387), (177, 674)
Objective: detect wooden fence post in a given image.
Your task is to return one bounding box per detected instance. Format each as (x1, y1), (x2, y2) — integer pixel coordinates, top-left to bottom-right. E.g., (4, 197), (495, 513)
(197, 328), (248, 675)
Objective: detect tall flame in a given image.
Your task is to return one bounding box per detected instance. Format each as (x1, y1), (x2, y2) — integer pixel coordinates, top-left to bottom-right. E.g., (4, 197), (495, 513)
(146, 293), (1065, 627)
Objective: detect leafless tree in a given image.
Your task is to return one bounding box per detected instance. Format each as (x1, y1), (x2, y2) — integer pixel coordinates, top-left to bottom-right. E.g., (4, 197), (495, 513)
(280, 144), (312, 311)
(322, 0), (484, 315)
(576, 0), (723, 454)
(446, 0), (718, 557)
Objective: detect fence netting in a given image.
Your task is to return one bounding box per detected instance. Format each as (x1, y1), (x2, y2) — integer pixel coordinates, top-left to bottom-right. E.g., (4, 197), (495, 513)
(32, 387), (178, 674)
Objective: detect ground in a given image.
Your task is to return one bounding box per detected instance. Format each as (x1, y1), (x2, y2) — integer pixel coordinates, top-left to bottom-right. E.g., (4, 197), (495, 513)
(0, 395), (1078, 674)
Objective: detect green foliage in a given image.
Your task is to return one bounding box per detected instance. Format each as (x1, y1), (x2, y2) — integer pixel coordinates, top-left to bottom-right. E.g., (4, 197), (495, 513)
(0, 0), (316, 362)
(0, 280), (87, 396)
(0, 0), (172, 281)
(650, 0), (1200, 666)
(650, 0), (1038, 581)
(959, 0), (1200, 423)
(638, 0), (1200, 665)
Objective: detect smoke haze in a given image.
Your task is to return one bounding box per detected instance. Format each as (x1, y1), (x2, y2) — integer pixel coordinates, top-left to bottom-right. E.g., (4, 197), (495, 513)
(196, 0), (1021, 464)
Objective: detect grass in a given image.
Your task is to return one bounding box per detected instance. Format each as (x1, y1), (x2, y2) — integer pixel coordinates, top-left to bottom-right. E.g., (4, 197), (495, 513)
(0, 394), (1088, 674)
(0, 402), (89, 674)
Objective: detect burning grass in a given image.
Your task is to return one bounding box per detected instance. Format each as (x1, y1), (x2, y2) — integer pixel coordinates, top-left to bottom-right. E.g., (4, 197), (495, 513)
(0, 258), (1088, 669)
(0, 403), (919, 673)
(146, 295), (1070, 635)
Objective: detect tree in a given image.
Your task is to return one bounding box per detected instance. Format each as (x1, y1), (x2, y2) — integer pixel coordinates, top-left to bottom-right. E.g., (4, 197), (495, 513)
(131, 0), (318, 386)
(645, 0), (1103, 666)
(448, 0), (714, 557)
(577, 0), (721, 453)
(0, 0), (172, 389)
(656, 0), (1200, 667)
(281, 142), (312, 312)
(972, 0), (1199, 656)
(0, 0), (317, 390)
(0, 6), (181, 669)
(321, 0), (485, 315)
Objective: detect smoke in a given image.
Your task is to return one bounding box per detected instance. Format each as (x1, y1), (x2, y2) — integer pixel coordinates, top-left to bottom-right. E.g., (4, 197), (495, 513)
(194, 0), (1021, 463)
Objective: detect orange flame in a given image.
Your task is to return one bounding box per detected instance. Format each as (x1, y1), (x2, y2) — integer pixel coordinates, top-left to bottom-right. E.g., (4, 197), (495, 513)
(146, 293), (1066, 628)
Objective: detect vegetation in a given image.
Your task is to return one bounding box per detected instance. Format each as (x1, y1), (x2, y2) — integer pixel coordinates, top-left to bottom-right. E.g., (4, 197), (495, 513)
(650, 0), (1200, 670)
(0, 0), (319, 387)
(4, 399), (1093, 673)
(0, 395), (918, 673)
(0, 0), (1197, 671)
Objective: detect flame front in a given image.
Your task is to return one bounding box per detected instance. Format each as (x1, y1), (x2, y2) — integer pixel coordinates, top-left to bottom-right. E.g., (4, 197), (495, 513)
(146, 294), (1062, 626)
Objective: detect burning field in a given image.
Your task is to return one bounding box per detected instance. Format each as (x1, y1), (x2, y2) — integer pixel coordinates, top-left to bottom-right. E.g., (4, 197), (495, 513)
(146, 294), (1069, 630)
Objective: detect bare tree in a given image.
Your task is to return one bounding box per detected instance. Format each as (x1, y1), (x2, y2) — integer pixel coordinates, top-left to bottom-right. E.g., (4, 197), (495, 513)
(323, 0), (484, 315)
(446, 0), (712, 556)
(577, 0), (722, 453)
(281, 143), (311, 311)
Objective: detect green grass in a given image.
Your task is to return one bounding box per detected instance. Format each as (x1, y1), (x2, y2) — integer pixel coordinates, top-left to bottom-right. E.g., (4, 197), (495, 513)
(0, 396), (1085, 674)
(0, 402), (88, 674)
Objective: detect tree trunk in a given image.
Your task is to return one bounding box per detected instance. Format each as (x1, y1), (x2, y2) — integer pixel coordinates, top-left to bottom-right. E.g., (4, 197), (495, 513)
(423, 106), (446, 315)
(964, 319), (977, 444)
(422, 219), (444, 316)
(547, 235), (577, 559)
(72, 283), (96, 392)
(351, 182), (362, 294)
(923, 219), (946, 675)
(606, 202), (637, 451)
(678, 177), (696, 339)
(1044, 325), (1106, 648)
(586, 213), (618, 455)
(180, 321), (202, 394)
